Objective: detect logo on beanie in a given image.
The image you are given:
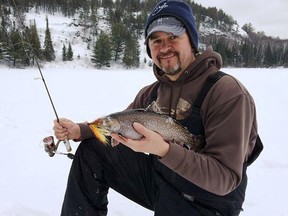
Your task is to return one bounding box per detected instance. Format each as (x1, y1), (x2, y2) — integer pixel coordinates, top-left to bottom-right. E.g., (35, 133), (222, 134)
(152, 2), (168, 16)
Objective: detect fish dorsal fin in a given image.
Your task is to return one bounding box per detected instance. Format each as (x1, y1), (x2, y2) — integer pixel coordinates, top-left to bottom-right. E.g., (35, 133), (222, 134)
(145, 101), (163, 114)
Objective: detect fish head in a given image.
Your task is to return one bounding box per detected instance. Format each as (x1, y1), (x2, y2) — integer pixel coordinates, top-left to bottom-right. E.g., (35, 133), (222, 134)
(102, 116), (121, 132)
(88, 116), (121, 144)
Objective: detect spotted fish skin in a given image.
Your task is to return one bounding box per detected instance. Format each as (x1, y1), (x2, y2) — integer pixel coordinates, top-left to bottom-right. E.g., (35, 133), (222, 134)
(89, 108), (204, 152)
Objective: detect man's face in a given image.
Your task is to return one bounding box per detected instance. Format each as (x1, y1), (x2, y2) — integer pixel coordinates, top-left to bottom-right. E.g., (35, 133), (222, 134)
(148, 32), (195, 80)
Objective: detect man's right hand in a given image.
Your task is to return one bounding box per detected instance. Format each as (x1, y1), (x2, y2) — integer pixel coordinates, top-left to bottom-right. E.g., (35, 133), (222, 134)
(53, 118), (81, 141)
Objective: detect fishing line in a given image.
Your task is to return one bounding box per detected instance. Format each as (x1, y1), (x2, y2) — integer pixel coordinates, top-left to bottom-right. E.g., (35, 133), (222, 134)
(2, 1), (73, 158)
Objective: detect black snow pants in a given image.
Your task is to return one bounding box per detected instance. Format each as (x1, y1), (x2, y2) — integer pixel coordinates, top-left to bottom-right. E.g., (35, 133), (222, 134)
(60, 138), (230, 216)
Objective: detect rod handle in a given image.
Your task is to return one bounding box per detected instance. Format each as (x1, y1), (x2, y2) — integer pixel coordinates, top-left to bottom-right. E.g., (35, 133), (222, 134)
(63, 139), (72, 152)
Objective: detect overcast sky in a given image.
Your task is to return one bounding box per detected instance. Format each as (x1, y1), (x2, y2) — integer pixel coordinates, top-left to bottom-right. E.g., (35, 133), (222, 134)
(193, 0), (288, 39)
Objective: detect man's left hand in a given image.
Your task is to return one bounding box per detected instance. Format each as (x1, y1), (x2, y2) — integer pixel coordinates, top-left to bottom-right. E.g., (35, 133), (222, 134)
(110, 122), (169, 157)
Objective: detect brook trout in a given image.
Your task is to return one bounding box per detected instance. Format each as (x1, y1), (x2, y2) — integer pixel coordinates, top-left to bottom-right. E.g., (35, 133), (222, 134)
(89, 102), (204, 151)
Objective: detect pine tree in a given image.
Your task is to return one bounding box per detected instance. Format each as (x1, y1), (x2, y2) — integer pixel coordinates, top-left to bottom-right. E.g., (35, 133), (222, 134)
(91, 32), (111, 68)
(123, 34), (140, 68)
(43, 16), (55, 62)
(241, 39), (254, 67)
(0, 23), (5, 61)
(102, 0), (114, 14)
(67, 42), (73, 61)
(8, 30), (29, 66)
(110, 23), (126, 61)
(283, 48), (288, 67)
(28, 20), (42, 63)
(214, 38), (228, 66)
(264, 43), (275, 67)
(253, 44), (262, 67)
(62, 44), (67, 61)
(242, 23), (255, 34)
(0, 14), (10, 62)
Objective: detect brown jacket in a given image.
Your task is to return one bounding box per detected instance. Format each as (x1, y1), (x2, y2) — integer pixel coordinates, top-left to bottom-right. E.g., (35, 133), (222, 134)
(79, 47), (258, 196)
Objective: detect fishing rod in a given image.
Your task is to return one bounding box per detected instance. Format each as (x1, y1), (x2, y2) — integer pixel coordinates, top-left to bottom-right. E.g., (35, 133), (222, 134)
(2, 1), (73, 159)
(33, 58), (73, 155)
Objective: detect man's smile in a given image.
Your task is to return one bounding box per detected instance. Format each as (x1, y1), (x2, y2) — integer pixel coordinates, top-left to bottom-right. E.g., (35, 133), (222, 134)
(160, 53), (176, 60)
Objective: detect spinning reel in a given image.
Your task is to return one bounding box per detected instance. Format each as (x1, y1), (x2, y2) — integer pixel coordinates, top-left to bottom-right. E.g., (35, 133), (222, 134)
(43, 136), (74, 159)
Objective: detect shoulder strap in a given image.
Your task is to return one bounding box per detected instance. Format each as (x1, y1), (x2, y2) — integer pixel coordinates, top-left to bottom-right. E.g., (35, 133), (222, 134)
(247, 135), (263, 166)
(146, 81), (160, 105)
(193, 71), (227, 109)
(190, 71), (227, 129)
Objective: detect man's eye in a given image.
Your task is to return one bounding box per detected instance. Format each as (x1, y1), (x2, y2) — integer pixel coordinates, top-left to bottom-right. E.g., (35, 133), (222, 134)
(170, 35), (178, 40)
(153, 39), (162, 45)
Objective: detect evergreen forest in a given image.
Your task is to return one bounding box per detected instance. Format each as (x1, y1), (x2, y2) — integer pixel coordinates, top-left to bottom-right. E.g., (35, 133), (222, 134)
(0, 0), (287, 68)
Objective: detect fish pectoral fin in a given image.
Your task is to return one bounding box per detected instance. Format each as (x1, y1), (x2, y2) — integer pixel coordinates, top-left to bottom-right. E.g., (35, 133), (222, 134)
(88, 124), (110, 144)
(169, 140), (193, 150)
(168, 139), (178, 145)
(110, 137), (120, 147)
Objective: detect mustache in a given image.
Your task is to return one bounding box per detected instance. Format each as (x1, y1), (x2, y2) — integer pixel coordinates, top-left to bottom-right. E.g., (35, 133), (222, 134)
(157, 50), (179, 59)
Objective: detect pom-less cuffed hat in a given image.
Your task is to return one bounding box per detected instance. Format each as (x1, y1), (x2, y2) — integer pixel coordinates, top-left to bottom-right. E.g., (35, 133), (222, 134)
(144, 0), (198, 58)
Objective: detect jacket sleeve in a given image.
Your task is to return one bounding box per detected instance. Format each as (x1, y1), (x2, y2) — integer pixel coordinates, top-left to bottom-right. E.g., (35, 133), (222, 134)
(159, 76), (258, 195)
(73, 123), (95, 141)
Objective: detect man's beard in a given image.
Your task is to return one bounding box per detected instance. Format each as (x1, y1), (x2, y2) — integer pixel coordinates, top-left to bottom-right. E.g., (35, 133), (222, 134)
(157, 51), (182, 76)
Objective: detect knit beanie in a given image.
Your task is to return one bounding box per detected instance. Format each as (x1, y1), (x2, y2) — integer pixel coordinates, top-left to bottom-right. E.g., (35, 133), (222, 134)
(144, 0), (198, 58)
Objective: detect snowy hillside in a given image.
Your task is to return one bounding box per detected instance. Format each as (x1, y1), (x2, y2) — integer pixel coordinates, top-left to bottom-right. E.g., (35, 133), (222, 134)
(23, 9), (149, 68)
(23, 8), (244, 68)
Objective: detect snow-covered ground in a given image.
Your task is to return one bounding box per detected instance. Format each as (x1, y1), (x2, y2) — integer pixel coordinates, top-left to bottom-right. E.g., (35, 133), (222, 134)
(0, 63), (287, 216)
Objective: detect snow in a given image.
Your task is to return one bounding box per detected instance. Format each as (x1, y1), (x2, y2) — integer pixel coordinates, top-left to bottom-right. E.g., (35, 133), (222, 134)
(0, 64), (288, 216)
(1, 8), (288, 216)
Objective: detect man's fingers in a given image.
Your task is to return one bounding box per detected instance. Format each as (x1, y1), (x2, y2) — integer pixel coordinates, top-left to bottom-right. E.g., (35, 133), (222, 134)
(53, 119), (69, 140)
(133, 122), (151, 138)
(110, 133), (128, 143)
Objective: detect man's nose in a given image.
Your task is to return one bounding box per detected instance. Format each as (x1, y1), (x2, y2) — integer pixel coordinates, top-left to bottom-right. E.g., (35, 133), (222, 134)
(160, 39), (172, 52)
